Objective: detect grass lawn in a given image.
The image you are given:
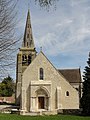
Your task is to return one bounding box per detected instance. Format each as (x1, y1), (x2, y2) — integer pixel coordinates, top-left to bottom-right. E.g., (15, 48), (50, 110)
(0, 114), (90, 120)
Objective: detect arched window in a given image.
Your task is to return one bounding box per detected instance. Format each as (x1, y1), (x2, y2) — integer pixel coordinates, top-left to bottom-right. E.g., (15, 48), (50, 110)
(22, 54), (27, 65)
(28, 55), (31, 65)
(40, 68), (44, 80)
(66, 91), (69, 96)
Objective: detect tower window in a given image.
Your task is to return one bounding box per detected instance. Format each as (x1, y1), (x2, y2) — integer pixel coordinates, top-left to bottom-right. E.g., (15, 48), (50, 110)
(66, 91), (69, 96)
(31, 34), (32, 39)
(27, 34), (29, 38)
(22, 55), (27, 61)
(40, 68), (44, 80)
(22, 55), (27, 65)
(28, 55), (31, 65)
(27, 42), (28, 47)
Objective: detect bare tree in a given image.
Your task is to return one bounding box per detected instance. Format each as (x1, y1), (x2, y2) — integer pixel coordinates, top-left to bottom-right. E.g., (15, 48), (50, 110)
(35, 0), (59, 8)
(0, 0), (59, 79)
(0, 0), (19, 79)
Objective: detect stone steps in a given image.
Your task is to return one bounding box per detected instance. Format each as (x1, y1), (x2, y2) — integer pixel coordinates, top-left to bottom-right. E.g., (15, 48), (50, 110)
(20, 110), (57, 116)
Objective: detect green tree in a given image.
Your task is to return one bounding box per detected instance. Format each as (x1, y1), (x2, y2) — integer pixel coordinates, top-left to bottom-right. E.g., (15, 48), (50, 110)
(81, 53), (90, 116)
(0, 76), (15, 97)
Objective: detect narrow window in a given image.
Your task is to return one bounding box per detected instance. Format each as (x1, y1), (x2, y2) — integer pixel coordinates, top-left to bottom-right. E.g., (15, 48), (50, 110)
(66, 91), (69, 96)
(28, 55), (31, 65)
(27, 42), (28, 47)
(22, 55), (27, 61)
(31, 34), (32, 39)
(22, 55), (27, 65)
(27, 34), (29, 38)
(40, 68), (44, 80)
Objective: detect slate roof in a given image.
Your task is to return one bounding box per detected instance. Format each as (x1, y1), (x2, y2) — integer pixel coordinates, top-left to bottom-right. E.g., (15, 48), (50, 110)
(58, 68), (82, 83)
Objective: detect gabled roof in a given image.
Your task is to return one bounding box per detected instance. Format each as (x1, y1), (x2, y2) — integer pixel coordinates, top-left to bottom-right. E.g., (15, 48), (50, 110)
(23, 51), (70, 83)
(58, 69), (82, 83)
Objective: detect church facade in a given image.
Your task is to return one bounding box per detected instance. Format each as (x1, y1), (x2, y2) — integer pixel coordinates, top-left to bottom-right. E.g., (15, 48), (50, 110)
(16, 10), (82, 115)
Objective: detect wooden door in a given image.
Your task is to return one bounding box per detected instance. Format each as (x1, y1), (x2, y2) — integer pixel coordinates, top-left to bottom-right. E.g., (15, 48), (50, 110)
(38, 97), (44, 109)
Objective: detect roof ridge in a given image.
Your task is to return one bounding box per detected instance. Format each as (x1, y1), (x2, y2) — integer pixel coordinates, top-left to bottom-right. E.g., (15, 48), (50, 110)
(58, 68), (80, 70)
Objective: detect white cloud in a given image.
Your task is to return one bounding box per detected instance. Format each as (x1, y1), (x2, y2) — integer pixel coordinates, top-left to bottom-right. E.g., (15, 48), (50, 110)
(33, 0), (90, 57)
(71, 0), (86, 6)
(7, 0), (90, 79)
(55, 19), (73, 27)
(17, 0), (90, 60)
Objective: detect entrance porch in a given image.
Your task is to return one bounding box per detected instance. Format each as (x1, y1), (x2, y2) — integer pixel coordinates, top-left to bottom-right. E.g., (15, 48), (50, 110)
(30, 87), (50, 112)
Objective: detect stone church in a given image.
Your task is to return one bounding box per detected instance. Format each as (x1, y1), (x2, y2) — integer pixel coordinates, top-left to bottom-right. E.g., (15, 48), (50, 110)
(16, 10), (82, 115)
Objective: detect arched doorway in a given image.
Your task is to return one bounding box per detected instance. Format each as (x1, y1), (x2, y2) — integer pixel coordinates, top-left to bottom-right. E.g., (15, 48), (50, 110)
(35, 87), (49, 110)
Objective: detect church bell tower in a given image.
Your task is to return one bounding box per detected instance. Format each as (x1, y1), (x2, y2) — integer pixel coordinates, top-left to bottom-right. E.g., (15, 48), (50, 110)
(16, 10), (36, 105)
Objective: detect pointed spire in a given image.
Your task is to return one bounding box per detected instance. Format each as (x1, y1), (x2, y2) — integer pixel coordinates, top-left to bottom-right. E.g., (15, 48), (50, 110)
(22, 9), (35, 48)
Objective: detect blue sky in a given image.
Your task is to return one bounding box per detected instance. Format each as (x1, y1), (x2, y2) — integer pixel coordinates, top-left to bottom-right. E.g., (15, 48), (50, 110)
(13, 0), (90, 79)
